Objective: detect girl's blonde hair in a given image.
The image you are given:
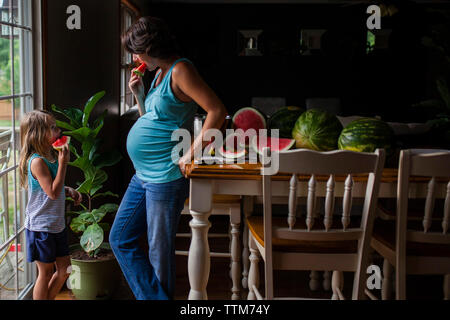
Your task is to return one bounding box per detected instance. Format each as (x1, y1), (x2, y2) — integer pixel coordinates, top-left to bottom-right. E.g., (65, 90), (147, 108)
(19, 110), (57, 189)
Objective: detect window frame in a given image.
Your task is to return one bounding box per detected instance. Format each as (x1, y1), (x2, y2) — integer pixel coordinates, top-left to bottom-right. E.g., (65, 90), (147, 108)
(120, 3), (138, 115)
(0, 0), (41, 300)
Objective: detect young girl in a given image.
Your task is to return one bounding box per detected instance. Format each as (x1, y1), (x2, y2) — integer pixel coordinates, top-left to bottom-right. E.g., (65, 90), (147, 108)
(19, 110), (82, 300)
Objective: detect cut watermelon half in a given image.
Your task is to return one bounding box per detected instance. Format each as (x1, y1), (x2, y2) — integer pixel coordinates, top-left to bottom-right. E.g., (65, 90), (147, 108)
(232, 107), (266, 146)
(52, 136), (71, 151)
(133, 63), (147, 77)
(250, 136), (295, 156)
(218, 133), (247, 159)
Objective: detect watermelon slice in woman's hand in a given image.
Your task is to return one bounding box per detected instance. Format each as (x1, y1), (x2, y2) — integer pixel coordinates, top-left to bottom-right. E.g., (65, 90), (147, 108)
(133, 63), (147, 77)
(52, 136), (71, 151)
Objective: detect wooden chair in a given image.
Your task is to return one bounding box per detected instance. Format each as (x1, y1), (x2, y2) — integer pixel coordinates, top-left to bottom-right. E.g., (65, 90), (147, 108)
(176, 194), (242, 300)
(247, 148), (385, 300)
(370, 149), (450, 300)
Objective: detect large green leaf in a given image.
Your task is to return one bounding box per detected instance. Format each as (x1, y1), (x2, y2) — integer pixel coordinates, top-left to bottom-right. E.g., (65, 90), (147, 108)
(91, 208), (107, 223)
(98, 203), (119, 214)
(89, 139), (102, 161)
(70, 216), (87, 233)
(93, 149), (123, 169)
(79, 211), (96, 224)
(93, 109), (108, 130)
(80, 223), (104, 253)
(82, 91), (106, 127)
(76, 179), (92, 195)
(92, 191), (119, 199)
(55, 120), (76, 131)
(81, 139), (95, 157)
(52, 105), (83, 128)
(92, 169), (108, 187)
(76, 169), (107, 195)
(64, 127), (93, 143)
(90, 184), (103, 196)
(92, 119), (104, 138)
(68, 156), (91, 172)
(69, 144), (80, 158)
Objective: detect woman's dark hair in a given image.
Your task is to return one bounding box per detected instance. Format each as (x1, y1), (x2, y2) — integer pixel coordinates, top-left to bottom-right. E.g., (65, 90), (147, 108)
(122, 16), (180, 59)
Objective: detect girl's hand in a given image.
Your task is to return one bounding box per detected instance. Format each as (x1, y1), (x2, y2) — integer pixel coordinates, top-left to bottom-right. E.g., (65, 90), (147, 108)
(58, 144), (70, 165)
(129, 70), (145, 101)
(66, 187), (82, 206)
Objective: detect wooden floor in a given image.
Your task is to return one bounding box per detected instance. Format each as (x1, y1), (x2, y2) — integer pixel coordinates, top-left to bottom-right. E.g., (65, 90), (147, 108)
(55, 215), (446, 300)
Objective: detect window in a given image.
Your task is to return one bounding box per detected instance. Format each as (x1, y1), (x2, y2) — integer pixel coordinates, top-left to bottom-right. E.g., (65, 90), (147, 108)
(0, 0), (37, 300)
(120, 4), (138, 115)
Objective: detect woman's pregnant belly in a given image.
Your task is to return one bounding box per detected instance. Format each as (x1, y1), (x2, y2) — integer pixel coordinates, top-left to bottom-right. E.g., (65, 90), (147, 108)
(126, 115), (182, 183)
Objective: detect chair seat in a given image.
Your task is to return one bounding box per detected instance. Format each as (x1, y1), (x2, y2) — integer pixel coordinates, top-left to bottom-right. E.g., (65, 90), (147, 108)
(246, 216), (359, 254)
(184, 194), (241, 205)
(372, 219), (450, 257)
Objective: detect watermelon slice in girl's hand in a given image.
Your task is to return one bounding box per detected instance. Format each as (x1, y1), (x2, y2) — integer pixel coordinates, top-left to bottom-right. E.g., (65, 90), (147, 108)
(133, 63), (147, 77)
(52, 136), (71, 151)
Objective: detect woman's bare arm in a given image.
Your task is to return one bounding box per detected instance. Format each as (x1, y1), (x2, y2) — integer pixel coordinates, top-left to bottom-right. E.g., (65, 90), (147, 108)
(172, 62), (228, 163)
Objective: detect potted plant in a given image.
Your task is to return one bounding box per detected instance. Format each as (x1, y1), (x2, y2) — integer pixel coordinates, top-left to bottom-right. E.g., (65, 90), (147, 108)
(52, 91), (123, 300)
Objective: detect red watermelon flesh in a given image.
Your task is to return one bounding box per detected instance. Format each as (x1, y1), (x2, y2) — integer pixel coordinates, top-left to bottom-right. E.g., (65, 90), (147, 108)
(133, 63), (147, 77)
(232, 107), (266, 146)
(232, 107), (266, 131)
(52, 136), (70, 151)
(250, 136), (295, 155)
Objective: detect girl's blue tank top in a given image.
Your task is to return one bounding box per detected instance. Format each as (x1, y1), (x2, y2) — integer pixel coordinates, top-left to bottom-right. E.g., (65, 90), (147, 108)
(25, 153), (66, 233)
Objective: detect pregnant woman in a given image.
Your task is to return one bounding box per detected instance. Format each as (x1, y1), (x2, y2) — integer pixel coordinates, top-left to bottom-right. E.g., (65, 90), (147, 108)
(109, 16), (227, 300)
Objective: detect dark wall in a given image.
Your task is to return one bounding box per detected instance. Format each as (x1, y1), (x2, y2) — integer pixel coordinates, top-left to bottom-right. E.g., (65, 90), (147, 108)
(43, 0), (121, 209)
(139, 2), (448, 122)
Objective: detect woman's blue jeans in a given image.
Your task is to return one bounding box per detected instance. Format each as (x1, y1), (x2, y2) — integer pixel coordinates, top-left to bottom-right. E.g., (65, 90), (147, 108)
(109, 174), (189, 300)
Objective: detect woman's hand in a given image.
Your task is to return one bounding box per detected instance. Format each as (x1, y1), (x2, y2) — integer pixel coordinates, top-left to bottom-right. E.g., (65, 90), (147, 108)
(58, 144), (70, 165)
(66, 187), (83, 206)
(178, 154), (191, 178)
(129, 70), (145, 101)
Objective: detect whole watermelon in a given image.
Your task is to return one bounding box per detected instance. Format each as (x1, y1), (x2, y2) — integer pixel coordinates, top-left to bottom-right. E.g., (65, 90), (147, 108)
(292, 109), (343, 151)
(338, 118), (395, 154)
(267, 106), (305, 138)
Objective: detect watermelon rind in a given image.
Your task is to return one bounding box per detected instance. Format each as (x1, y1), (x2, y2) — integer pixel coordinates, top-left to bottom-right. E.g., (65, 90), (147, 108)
(267, 106), (305, 138)
(250, 136), (295, 156)
(338, 118), (395, 154)
(133, 70), (145, 77)
(292, 109), (343, 151)
(218, 133), (247, 159)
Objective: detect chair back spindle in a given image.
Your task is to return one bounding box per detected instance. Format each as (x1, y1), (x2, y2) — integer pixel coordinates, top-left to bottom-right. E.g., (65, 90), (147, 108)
(306, 174), (316, 231)
(342, 174), (354, 231)
(288, 174), (298, 230)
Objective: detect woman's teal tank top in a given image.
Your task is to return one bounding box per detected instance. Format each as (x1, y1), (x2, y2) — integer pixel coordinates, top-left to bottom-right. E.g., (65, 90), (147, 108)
(126, 58), (198, 183)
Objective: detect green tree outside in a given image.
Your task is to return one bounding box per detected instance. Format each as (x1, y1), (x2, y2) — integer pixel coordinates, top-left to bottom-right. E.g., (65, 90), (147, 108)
(0, 37), (20, 98)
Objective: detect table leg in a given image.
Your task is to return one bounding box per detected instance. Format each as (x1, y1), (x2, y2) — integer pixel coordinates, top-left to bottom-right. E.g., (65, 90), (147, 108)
(188, 179), (212, 300)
